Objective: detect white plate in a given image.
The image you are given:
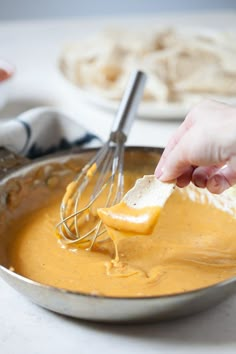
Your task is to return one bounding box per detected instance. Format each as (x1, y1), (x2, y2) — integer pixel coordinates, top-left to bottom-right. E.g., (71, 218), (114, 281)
(59, 26), (236, 120)
(60, 67), (236, 121)
(59, 68), (201, 120)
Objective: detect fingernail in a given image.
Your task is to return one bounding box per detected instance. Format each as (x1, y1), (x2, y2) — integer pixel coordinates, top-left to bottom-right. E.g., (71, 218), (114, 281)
(194, 175), (207, 188)
(159, 169), (172, 182)
(155, 166), (164, 179)
(155, 169), (161, 178)
(207, 175), (230, 194)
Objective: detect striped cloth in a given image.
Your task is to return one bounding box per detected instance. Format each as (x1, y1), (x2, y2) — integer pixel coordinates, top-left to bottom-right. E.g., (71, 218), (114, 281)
(0, 107), (101, 158)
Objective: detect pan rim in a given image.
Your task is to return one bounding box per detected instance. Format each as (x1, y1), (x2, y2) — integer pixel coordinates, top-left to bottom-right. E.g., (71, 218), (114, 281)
(0, 263), (236, 301)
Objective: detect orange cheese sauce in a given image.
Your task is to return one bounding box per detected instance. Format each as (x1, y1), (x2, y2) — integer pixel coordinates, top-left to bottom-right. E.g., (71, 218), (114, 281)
(98, 202), (161, 235)
(98, 201), (162, 263)
(7, 168), (236, 297)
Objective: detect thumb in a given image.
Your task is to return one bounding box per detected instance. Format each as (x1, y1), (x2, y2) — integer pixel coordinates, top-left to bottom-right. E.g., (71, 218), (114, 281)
(158, 127), (231, 183)
(158, 132), (196, 182)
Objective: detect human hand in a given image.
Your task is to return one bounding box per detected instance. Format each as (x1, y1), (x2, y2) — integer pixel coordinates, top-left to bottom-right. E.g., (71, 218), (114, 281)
(155, 100), (236, 194)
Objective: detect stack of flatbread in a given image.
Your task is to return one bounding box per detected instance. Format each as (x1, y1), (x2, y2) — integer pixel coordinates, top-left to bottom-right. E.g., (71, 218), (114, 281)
(60, 28), (236, 104)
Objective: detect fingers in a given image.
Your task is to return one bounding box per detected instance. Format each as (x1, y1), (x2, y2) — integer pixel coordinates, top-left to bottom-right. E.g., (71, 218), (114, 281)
(207, 166), (236, 194)
(192, 166), (219, 188)
(156, 126), (228, 183)
(155, 117), (194, 178)
(159, 163), (236, 194)
(155, 100), (236, 193)
(176, 166), (195, 188)
(157, 131), (195, 182)
(155, 101), (211, 178)
(159, 163), (233, 193)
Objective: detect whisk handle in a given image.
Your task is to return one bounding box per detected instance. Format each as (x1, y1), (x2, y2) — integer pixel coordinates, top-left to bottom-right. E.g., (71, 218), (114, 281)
(110, 70), (147, 143)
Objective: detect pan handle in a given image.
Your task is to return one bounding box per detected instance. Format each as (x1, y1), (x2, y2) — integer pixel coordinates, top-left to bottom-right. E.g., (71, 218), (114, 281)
(0, 148), (30, 179)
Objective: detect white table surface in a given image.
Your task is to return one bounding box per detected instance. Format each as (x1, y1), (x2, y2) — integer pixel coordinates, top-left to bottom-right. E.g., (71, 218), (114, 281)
(0, 11), (236, 354)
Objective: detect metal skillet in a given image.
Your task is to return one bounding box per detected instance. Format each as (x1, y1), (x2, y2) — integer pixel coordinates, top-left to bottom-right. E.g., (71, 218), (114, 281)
(0, 146), (235, 323)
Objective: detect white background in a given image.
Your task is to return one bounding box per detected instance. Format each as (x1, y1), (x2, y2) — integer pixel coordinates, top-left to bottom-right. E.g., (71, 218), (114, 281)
(0, 0), (236, 20)
(0, 8), (236, 354)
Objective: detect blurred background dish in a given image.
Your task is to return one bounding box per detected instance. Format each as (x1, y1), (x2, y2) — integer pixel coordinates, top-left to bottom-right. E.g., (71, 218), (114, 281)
(59, 26), (236, 119)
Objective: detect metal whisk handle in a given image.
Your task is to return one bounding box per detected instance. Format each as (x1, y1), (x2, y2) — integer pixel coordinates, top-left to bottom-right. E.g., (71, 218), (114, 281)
(110, 70), (147, 143)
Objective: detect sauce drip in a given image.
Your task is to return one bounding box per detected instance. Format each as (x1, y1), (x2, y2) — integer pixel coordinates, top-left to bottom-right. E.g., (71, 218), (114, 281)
(98, 201), (162, 262)
(98, 202), (161, 235)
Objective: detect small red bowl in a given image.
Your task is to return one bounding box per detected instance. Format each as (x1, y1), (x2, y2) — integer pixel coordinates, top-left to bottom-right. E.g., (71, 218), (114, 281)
(0, 59), (15, 109)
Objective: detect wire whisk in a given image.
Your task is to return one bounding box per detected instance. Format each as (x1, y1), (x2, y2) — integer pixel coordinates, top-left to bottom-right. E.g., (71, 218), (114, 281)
(56, 71), (147, 250)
